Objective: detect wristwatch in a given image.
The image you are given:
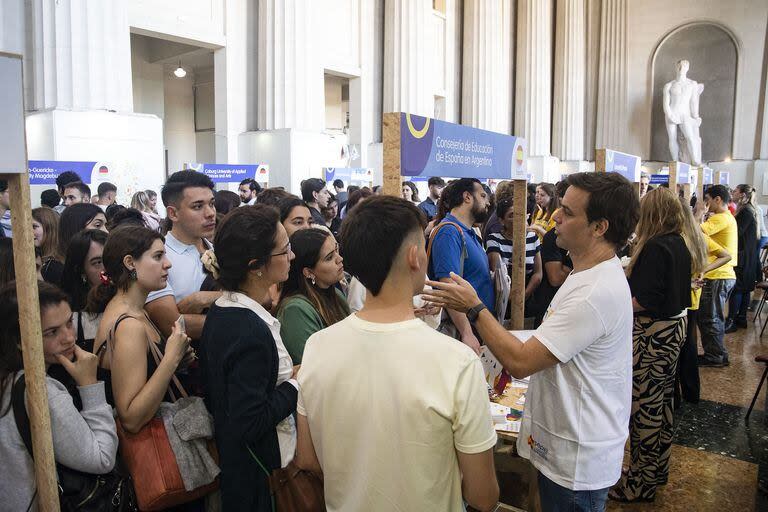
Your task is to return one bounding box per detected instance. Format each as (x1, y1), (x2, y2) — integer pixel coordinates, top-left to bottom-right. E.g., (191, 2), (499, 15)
(466, 303), (487, 324)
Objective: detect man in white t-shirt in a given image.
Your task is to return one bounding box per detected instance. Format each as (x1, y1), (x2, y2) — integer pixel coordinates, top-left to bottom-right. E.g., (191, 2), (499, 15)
(425, 172), (640, 512)
(295, 196), (499, 512)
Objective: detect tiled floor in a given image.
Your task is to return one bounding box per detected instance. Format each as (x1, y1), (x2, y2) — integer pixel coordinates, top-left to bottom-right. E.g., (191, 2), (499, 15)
(606, 316), (768, 511)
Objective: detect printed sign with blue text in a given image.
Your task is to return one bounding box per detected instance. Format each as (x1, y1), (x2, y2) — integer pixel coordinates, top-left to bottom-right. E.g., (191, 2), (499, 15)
(718, 172), (730, 186)
(400, 113), (527, 180)
(324, 168), (374, 187)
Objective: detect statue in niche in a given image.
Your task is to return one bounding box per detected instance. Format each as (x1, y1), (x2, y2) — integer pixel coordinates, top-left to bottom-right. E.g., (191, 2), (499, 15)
(663, 60), (704, 165)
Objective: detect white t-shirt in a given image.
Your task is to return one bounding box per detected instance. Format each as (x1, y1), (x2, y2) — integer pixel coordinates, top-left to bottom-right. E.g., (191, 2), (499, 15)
(517, 256), (633, 491)
(146, 232), (212, 303)
(297, 314), (497, 512)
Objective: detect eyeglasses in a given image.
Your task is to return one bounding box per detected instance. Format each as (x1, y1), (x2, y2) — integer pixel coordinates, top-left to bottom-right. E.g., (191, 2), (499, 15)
(271, 242), (291, 258)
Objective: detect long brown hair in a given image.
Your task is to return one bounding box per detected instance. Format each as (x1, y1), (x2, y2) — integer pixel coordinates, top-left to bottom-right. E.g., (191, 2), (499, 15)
(735, 184), (760, 238)
(627, 187), (686, 275)
(277, 228), (348, 327)
(536, 183), (559, 221)
(679, 197), (708, 275)
(32, 206), (60, 261)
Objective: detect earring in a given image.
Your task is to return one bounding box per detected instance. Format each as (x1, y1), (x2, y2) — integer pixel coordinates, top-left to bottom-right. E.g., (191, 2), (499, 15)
(81, 275), (87, 284)
(310, 275), (316, 286)
(257, 271), (263, 277)
(129, 269), (137, 281)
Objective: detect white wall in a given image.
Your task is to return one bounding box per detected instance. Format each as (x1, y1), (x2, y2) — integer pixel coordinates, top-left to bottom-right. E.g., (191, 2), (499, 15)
(317, 0), (362, 76)
(131, 34), (165, 118)
(128, 0), (225, 47)
(325, 76), (345, 130)
(627, 0), (768, 160)
(25, 110), (165, 208)
(164, 72), (197, 173)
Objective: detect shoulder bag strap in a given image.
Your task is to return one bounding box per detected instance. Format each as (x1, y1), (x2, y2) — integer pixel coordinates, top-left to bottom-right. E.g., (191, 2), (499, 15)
(426, 221), (467, 277)
(11, 375), (34, 458)
(142, 312), (189, 402)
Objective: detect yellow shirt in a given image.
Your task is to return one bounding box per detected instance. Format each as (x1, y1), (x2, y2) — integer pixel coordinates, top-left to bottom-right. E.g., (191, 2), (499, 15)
(690, 235), (727, 310)
(701, 211), (737, 280)
(533, 207), (557, 238)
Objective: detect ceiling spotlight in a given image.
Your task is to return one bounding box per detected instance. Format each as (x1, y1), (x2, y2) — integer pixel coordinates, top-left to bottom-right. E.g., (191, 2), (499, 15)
(173, 62), (186, 78)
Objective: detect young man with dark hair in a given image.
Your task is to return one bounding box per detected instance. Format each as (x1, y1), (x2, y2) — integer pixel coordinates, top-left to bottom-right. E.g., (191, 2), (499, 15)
(428, 177), (493, 354)
(418, 176), (446, 221)
(0, 180), (11, 237)
(695, 184), (737, 367)
(40, 189), (61, 209)
(295, 196), (499, 511)
(425, 171), (640, 511)
(301, 178), (330, 226)
(238, 178), (261, 205)
(95, 182), (117, 211)
(55, 171), (82, 195)
(333, 179), (347, 206)
(62, 181), (92, 207)
(145, 170), (221, 340)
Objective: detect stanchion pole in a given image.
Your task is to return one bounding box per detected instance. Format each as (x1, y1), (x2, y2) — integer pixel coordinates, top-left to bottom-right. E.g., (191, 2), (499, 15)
(509, 180), (527, 330)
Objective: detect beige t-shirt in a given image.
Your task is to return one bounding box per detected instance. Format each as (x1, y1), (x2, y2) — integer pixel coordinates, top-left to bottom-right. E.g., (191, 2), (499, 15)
(297, 314), (497, 512)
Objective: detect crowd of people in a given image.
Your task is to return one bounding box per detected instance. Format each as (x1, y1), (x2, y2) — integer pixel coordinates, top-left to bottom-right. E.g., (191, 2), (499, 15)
(0, 166), (764, 511)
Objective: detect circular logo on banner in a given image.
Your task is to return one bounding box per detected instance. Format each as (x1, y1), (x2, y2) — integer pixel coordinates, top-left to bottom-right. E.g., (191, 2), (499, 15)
(406, 114), (431, 139)
(515, 145), (524, 166)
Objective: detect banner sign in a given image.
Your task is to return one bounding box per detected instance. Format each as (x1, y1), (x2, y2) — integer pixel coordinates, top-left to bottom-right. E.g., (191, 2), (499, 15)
(718, 171), (730, 186)
(324, 167), (374, 187)
(185, 163), (269, 184)
(649, 174), (669, 185)
(28, 160), (100, 185)
(400, 113), (527, 180)
(676, 162), (690, 183)
(702, 167), (714, 185)
(603, 150), (641, 182)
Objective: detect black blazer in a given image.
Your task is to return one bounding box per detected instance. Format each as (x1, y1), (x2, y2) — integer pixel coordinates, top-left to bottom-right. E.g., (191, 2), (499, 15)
(200, 303), (298, 512)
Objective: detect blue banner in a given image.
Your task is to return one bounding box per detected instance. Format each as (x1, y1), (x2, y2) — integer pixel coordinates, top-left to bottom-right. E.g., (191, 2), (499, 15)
(649, 174), (669, 185)
(702, 167), (714, 185)
(28, 160), (98, 185)
(324, 167), (374, 186)
(676, 163), (690, 183)
(603, 150), (641, 182)
(400, 113), (527, 180)
(718, 171), (730, 186)
(202, 164), (256, 183)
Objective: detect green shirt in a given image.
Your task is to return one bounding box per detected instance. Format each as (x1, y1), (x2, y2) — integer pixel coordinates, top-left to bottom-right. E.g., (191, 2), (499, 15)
(277, 289), (350, 363)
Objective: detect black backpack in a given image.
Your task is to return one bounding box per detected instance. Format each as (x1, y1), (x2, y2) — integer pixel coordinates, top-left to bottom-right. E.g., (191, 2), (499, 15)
(11, 375), (137, 512)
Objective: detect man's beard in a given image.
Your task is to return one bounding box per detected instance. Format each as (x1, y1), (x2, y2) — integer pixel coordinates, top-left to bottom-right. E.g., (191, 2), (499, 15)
(471, 202), (489, 224)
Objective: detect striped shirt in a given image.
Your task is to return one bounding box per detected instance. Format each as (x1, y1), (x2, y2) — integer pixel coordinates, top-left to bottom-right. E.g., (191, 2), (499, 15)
(486, 230), (541, 275)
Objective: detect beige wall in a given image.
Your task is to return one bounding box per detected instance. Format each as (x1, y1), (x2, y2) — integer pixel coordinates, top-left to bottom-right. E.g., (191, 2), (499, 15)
(626, 0), (768, 161)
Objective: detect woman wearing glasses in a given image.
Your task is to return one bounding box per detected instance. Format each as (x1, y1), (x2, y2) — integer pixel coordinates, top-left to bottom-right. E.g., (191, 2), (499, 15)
(199, 205), (299, 512)
(276, 228), (350, 363)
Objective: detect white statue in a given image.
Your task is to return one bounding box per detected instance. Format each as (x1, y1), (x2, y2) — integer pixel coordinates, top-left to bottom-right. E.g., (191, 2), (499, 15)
(663, 60), (704, 166)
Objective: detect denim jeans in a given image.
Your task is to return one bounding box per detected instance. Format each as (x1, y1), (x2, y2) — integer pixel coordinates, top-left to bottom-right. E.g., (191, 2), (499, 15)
(698, 278), (736, 363)
(538, 473), (610, 512)
(728, 290), (751, 324)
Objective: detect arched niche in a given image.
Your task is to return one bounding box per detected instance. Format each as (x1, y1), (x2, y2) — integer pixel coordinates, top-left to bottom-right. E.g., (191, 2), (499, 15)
(650, 23), (737, 163)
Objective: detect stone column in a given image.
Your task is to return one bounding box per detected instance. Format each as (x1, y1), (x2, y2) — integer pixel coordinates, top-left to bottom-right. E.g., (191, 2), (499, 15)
(26, 0), (133, 112)
(594, 0), (628, 151)
(515, 0), (558, 180)
(462, 0), (513, 133)
(552, 0), (586, 161)
(257, 0), (323, 131)
(383, 0), (433, 117)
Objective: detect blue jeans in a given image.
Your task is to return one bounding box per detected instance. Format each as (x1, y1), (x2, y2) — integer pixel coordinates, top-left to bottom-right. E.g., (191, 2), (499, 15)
(698, 278), (736, 363)
(538, 473), (610, 512)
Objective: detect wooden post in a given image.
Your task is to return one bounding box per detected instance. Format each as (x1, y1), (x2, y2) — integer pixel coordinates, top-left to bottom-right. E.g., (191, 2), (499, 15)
(696, 166), (705, 201)
(382, 112), (402, 197)
(509, 180), (527, 330)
